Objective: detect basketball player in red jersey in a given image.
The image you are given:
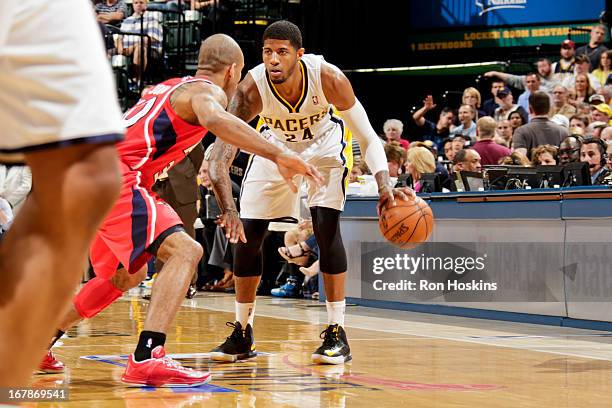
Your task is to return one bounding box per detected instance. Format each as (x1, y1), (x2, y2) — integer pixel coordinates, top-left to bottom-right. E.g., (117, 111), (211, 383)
(38, 34), (322, 387)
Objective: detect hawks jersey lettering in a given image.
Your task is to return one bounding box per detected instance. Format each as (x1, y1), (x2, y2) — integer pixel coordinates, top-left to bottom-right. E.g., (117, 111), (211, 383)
(117, 76), (211, 187)
(250, 54), (336, 148)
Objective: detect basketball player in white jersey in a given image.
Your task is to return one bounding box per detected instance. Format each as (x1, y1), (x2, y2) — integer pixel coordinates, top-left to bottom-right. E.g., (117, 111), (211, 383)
(0, 1), (124, 386)
(208, 20), (412, 364)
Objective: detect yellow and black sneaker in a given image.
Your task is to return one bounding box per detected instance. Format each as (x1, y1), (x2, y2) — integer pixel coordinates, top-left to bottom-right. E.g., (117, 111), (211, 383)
(312, 324), (352, 365)
(210, 322), (257, 362)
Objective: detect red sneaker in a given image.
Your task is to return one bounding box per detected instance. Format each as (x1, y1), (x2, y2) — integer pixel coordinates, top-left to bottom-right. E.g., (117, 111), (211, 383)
(38, 350), (65, 374)
(121, 346), (211, 387)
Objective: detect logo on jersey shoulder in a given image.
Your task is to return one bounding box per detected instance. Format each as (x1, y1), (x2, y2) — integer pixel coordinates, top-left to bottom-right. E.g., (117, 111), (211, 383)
(312, 95), (319, 105)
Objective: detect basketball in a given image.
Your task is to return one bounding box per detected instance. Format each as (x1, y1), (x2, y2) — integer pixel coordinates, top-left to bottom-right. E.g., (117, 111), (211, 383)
(379, 196), (434, 248)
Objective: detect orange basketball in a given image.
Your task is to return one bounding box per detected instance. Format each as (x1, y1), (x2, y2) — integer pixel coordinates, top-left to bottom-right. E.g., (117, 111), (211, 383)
(378, 196), (434, 248)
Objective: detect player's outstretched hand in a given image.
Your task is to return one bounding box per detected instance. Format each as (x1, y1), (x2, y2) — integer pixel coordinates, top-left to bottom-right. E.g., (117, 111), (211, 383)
(216, 210), (247, 244)
(275, 153), (324, 193)
(376, 186), (415, 216)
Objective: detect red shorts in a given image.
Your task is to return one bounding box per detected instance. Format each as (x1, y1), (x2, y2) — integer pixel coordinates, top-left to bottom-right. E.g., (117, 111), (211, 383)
(89, 163), (182, 279)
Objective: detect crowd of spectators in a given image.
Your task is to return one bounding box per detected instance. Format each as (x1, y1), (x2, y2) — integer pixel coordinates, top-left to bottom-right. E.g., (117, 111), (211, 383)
(365, 25), (612, 191)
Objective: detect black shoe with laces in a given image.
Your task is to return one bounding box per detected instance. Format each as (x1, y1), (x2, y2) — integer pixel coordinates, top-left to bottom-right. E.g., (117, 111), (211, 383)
(210, 322), (256, 362)
(312, 324), (352, 365)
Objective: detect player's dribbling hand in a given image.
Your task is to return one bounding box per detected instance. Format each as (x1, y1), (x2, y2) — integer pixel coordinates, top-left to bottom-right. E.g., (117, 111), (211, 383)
(376, 186), (415, 216)
(275, 153), (324, 193)
(216, 210), (247, 244)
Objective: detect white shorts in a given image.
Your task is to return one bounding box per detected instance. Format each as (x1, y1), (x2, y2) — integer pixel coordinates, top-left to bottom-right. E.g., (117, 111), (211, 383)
(0, 1), (124, 156)
(240, 119), (353, 220)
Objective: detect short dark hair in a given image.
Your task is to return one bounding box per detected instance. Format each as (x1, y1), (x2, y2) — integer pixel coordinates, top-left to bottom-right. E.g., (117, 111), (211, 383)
(453, 148), (470, 165)
(576, 54), (591, 65)
(263, 20), (302, 50)
(528, 91), (551, 115)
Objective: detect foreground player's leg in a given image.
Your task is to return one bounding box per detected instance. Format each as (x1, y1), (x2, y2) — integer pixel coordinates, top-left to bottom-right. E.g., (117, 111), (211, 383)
(310, 206), (352, 365)
(39, 267), (148, 374)
(121, 231), (210, 387)
(210, 219), (269, 362)
(0, 143), (121, 386)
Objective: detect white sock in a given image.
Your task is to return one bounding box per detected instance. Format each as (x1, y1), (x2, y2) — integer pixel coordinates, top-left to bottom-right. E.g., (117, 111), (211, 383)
(326, 299), (346, 327)
(235, 300), (256, 328)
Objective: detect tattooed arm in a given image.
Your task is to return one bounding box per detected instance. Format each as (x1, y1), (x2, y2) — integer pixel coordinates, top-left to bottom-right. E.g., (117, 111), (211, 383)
(207, 73), (263, 243)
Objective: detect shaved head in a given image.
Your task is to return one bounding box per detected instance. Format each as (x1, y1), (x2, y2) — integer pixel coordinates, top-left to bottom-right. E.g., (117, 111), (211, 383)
(197, 34), (244, 73)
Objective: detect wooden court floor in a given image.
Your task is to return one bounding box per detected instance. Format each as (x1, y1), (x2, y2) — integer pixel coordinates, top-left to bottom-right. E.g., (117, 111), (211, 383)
(23, 291), (612, 408)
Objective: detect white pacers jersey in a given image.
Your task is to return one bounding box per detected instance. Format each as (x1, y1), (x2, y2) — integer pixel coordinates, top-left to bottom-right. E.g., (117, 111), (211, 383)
(250, 54), (347, 155)
(240, 54), (353, 220)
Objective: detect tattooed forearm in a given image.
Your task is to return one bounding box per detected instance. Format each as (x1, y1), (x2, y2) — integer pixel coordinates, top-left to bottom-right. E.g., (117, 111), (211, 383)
(208, 139), (238, 213)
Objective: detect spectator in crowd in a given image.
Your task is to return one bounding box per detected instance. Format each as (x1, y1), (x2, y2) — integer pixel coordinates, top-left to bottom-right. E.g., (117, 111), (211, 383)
(563, 55), (602, 90)
(196, 159), (224, 290)
(277, 220), (315, 267)
(450, 104), (477, 141)
(517, 73), (541, 115)
(349, 161), (363, 183)
(592, 50), (612, 87)
(95, 0), (128, 25)
(452, 148), (482, 173)
(495, 119), (513, 147)
(472, 117), (511, 165)
(601, 126), (612, 142)
(445, 136), (467, 163)
(412, 95), (455, 150)
(587, 121), (608, 139)
(513, 91), (569, 156)
(590, 93), (607, 105)
(572, 73), (596, 105)
(508, 109), (528, 131)
(384, 141), (407, 177)
(592, 103), (612, 125)
(580, 138), (611, 184)
(570, 114), (590, 132)
(494, 87), (528, 123)
(576, 25), (608, 71)
(485, 58), (558, 94)
(499, 151), (531, 166)
(441, 138), (452, 160)
(598, 85), (612, 103)
(482, 79), (505, 117)
(576, 102), (592, 116)
(551, 114), (570, 129)
(462, 87), (486, 118)
(406, 146), (436, 193)
(552, 39), (576, 78)
(551, 85), (577, 118)
(383, 119), (409, 150)
(558, 136), (583, 165)
(0, 164), (32, 215)
(531, 144), (558, 165)
(116, 0), (163, 84)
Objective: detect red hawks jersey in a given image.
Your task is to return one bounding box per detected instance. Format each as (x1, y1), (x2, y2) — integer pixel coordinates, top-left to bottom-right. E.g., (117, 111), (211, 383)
(117, 76), (211, 188)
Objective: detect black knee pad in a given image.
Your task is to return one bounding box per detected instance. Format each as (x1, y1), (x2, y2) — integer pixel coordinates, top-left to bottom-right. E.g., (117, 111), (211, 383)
(232, 219), (269, 277)
(310, 206), (347, 274)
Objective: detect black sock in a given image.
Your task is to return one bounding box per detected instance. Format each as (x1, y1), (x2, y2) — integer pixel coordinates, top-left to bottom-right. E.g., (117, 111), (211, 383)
(49, 330), (65, 349)
(134, 331), (166, 362)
